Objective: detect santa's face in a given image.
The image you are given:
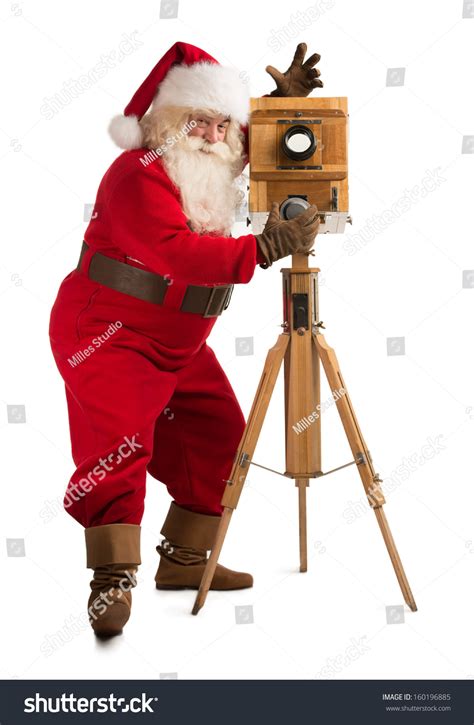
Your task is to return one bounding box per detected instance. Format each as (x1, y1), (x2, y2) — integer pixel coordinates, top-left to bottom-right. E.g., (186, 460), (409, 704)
(161, 112), (244, 236)
(187, 113), (230, 144)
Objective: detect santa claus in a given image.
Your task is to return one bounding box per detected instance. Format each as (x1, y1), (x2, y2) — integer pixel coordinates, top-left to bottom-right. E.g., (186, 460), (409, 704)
(49, 41), (322, 637)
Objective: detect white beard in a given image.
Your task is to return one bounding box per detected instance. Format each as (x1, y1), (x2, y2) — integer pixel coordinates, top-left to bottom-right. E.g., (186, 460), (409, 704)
(162, 135), (243, 236)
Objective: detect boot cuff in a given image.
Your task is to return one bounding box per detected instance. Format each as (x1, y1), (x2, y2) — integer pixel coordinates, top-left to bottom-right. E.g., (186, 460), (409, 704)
(85, 524), (141, 568)
(160, 502), (220, 550)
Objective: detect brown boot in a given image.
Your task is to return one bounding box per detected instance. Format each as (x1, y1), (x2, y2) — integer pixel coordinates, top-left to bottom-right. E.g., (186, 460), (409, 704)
(85, 523), (141, 637)
(155, 502), (253, 590)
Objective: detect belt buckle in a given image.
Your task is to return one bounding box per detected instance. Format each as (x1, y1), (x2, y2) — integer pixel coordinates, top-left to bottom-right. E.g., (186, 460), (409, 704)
(223, 284), (234, 311)
(202, 285), (233, 318)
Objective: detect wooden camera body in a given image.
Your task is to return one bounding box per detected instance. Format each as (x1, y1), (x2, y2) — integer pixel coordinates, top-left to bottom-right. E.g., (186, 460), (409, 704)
(248, 96), (350, 234)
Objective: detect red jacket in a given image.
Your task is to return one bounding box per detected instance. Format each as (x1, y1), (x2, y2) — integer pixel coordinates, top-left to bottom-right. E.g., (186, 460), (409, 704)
(84, 148), (267, 285)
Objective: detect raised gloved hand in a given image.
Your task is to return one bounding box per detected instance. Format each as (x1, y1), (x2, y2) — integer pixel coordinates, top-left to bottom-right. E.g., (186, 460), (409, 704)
(256, 202), (320, 268)
(266, 42), (323, 97)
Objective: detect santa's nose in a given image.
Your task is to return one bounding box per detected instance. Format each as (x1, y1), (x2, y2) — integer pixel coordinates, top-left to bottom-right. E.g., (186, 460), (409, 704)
(205, 127), (219, 143)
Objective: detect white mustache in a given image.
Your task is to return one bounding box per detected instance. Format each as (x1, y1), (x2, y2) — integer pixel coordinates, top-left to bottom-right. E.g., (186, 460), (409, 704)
(183, 135), (231, 160)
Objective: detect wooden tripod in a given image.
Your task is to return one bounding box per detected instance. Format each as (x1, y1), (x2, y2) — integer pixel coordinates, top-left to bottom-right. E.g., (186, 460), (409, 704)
(192, 252), (417, 615)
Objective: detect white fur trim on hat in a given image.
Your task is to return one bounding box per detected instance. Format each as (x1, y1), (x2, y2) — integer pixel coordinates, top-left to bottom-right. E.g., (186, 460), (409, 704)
(153, 62), (249, 125)
(108, 114), (144, 150)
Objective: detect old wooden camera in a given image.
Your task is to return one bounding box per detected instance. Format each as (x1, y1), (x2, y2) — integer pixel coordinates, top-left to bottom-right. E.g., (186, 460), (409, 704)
(248, 96), (351, 234)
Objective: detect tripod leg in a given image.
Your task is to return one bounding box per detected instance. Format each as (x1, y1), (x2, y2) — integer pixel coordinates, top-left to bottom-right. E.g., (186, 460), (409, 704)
(374, 507), (417, 611)
(192, 334), (290, 615)
(314, 333), (417, 612)
(297, 479), (309, 572)
(284, 321), (321, 574)
(191, 508), (232, 615)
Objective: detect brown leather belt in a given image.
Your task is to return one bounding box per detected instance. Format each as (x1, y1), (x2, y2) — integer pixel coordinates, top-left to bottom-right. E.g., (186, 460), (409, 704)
(77, 241), (233, 318)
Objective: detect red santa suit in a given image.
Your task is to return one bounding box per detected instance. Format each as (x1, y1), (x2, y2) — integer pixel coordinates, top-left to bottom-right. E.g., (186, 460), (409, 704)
(49, 43), (266, 528)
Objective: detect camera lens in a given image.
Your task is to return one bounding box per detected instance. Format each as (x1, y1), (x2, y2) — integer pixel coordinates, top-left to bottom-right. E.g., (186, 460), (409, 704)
(280, 196), (310, 220)
(282, 125), (317, 161)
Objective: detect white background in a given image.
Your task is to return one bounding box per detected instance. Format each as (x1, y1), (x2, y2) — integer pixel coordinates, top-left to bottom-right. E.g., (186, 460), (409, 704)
(0, 0), (473, 680)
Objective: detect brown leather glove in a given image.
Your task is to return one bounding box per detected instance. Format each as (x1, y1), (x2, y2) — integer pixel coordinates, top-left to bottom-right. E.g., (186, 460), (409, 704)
(266, 42), (323, 97)
(256, 202), (320, 268)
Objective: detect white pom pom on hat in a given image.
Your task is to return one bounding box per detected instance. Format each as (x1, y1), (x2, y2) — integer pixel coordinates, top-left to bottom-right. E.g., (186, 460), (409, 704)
(108, 41), (250, 150)
(108, 114), (143, 150)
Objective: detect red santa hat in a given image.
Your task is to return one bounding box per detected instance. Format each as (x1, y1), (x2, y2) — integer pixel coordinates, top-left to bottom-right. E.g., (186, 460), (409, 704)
(108, 41), (249, 150)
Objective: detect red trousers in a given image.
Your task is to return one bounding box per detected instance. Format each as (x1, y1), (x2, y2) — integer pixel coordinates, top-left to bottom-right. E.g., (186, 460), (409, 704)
(49, 267), (245, 527)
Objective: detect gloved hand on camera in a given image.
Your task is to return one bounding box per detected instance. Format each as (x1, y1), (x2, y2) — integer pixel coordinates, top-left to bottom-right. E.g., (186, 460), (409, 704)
(266, 42), (323, 98)
(256, 202), (320, 268)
